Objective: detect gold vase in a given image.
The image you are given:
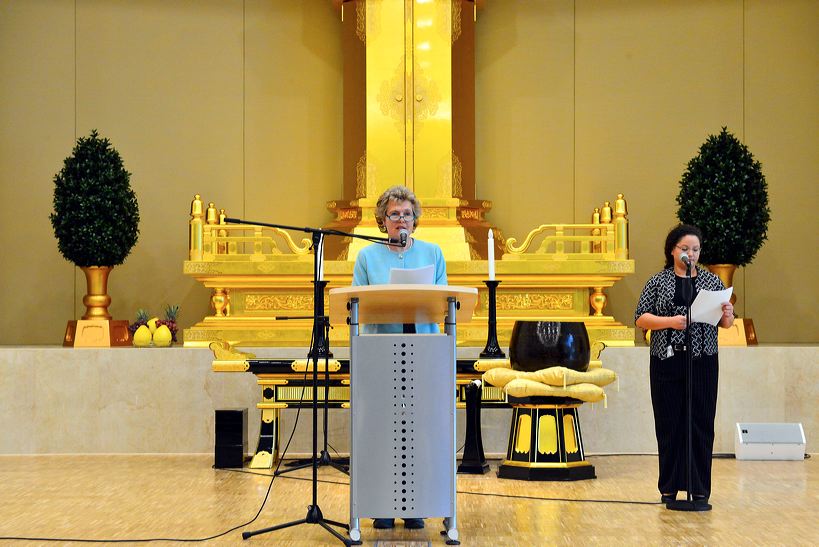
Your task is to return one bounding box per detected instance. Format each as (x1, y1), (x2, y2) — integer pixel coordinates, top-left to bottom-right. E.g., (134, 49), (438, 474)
(81, 265), (113, 320)
(64, 265), (131, 346)
(705, 264), (738, 305)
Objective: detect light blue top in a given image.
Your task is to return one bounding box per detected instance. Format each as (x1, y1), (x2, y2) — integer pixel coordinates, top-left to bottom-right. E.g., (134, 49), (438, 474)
(352, 238), (448, 333)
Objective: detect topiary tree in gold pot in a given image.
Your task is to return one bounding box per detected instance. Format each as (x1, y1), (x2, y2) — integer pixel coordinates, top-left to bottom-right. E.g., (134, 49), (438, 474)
(50, 130), (140, 344)
(676, 127), (771, 299)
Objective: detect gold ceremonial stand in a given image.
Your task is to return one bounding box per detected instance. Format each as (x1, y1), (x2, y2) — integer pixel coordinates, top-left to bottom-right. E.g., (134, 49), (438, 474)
(497, 400), (596, 481)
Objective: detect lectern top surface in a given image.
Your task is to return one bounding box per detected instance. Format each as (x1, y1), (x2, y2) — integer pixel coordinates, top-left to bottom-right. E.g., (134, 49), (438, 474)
(328, 284), (477, 325)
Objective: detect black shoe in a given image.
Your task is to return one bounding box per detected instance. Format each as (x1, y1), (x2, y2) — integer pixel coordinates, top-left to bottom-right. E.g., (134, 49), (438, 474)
(693, 494), (709, 503)
(661, 492), (677, 503)
(403, 518), (425, 529)
(373, 518), (395, 529)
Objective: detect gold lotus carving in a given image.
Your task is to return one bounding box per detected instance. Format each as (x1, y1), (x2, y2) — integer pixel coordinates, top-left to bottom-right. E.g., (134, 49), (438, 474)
(497, 293), (574, 311)
(355, 152), (367, 198)
(411, 62), (441, 133)
(450, 0), (462, 43)
(378, 57), (406, 134)
(423, 207), (450, 220)
(451, 151), (463, 197)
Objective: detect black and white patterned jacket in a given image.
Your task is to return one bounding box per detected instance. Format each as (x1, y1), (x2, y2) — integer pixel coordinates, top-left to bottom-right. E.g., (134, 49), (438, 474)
(634, 266), (726, 360)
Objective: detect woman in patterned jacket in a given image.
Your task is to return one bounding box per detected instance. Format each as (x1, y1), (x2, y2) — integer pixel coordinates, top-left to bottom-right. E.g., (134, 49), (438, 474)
(635, 224), (734, 505)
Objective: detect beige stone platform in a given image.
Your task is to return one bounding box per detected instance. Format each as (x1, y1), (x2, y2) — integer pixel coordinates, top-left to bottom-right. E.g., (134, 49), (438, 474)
(0, 345), (816, 456)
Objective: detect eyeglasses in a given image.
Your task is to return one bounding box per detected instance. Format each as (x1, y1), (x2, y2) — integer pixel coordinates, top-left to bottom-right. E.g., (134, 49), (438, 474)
(386, 212), (415, 222)
(676, 245), (701, 254)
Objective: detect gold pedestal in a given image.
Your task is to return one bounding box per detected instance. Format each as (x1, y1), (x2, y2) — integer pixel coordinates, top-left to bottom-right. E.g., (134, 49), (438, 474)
(497, 402), (596, 481)
(719, 317), (758, 346)
(64, 319), (131, 347)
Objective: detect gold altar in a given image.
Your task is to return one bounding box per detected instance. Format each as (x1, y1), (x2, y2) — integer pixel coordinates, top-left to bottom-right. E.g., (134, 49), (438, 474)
(182, 194), (634, 348)
(183, 1), (635, 348)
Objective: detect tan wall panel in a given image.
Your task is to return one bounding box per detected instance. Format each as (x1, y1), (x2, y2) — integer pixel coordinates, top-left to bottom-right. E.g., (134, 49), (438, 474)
(475, 0), (575, 242)
(744, 0), (819, 343)
(1, 2), (817, 344)
(0, 1), (76, 344)
(244, 1), (342, 234)
(73, 0), (245, 330)
(574, 1), (746, 333)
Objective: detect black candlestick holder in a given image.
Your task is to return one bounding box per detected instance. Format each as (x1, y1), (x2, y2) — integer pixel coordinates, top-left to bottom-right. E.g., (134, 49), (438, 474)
(480, 279), (505, 359)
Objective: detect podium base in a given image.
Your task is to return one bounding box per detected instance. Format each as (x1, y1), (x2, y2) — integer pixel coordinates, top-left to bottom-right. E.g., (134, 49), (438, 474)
(64, 320), (131, 347)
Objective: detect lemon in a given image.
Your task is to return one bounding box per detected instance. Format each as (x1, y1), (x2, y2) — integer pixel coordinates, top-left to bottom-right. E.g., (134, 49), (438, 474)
(133, 325), (152, 347)
(153, 324), (173, 347)
(147, 317), (160, 333)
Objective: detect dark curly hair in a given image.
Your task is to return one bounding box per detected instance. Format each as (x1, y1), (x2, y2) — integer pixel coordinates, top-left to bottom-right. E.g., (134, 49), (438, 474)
(664, 224), (703, 268)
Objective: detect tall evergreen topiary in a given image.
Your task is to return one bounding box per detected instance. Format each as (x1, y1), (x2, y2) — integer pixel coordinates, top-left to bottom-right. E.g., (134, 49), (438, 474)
(676, 127), (771, 266)
(50, 130), (140, 267)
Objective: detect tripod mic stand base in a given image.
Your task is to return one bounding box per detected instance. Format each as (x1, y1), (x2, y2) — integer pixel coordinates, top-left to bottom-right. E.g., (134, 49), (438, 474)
(241, 504), (352, 545)
(666, 499), (712, 512)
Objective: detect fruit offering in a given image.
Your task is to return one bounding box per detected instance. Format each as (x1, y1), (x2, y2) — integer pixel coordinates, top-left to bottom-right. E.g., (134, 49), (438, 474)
(129, 305), (180, 346)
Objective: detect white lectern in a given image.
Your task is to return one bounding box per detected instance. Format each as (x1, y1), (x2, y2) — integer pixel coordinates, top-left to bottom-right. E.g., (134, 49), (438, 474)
(329, 285), (477, 545)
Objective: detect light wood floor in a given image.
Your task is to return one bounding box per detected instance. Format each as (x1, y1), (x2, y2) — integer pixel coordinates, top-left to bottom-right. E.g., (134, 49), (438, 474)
(0, 454), (816, 546)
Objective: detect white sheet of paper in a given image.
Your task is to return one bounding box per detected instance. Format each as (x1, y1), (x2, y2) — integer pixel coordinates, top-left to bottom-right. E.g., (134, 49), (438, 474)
(690, 287), (733, 325)
(389, 265), (434, 285)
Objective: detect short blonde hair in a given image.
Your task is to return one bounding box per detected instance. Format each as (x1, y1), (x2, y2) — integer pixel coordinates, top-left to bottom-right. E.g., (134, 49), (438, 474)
(374, 185), (422, 233)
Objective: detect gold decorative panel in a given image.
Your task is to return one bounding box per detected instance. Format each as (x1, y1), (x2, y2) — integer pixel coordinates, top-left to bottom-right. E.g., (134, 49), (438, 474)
(563, 414), (578, 454)
(514, 413), (532, 454)
(245, 295), (313, 312)
(538, 414), (558, 455)
(497, 293), (574, 312)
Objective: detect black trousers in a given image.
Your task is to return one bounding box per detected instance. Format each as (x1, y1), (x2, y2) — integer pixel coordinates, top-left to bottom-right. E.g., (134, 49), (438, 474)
(649, 352), (718, 497)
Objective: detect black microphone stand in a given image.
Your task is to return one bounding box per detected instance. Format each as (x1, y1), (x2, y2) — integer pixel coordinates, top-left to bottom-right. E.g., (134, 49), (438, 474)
(275, 277), (350, 477)
(226, 218), (394, 545)
(666, 260), (711, 512)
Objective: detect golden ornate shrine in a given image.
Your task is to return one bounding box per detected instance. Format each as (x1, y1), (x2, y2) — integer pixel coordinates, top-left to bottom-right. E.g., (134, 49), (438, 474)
(183, 1), (635, 348)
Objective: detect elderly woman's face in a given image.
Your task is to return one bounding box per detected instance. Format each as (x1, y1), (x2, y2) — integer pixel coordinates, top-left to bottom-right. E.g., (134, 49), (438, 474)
(384, 199), (416, 241)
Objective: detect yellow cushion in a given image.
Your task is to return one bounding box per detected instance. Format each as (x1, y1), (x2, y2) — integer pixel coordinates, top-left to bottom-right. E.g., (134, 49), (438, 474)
(504, 378), (605, 403)
(533, 366), (616, 387)
(484, 366), (616, 389)
(482, 367), (526, 388)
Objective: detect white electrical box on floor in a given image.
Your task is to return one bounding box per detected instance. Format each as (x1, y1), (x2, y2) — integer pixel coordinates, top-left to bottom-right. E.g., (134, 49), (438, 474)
(735, 423), (806, 460)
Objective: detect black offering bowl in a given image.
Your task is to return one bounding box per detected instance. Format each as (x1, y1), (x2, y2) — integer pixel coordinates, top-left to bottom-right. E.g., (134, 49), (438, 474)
(509, 320), (591, 373)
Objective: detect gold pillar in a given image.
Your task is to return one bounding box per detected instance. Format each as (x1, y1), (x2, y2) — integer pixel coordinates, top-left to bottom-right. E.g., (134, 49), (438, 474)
(327, 0), (492, 262)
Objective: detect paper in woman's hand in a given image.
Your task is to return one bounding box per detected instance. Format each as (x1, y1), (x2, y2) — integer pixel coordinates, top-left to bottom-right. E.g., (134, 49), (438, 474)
(389, 264), (434, 284)
(691, 287), (733, 325)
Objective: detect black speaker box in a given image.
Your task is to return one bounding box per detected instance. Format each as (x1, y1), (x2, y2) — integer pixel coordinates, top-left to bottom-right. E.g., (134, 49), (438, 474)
(214, 408), (248, 468)
(215, 444), (245, 469)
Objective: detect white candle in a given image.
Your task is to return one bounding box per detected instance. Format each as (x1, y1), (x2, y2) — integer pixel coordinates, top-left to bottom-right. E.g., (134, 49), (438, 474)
(317, 236), (325, 281)
(488, 229), (495, 280)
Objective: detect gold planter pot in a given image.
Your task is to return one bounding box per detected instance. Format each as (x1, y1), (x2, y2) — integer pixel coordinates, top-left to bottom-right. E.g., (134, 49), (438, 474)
(81, 265), (113, 320)
(705, 263), (738, 305)
(705, 263), (758, 345)
(63, 265), (131, 347)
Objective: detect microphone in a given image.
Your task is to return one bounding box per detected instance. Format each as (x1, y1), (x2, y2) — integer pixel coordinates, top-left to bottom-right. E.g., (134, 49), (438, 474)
(680, 254), (691, 265)
(399, 228), (409, 247)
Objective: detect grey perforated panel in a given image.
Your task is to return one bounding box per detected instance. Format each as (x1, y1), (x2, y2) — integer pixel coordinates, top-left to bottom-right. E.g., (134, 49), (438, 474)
(350, 333), (455, 519)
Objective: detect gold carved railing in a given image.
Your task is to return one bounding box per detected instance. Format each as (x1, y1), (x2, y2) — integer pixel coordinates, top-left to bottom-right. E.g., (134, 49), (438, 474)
(183, 194), (635, 349)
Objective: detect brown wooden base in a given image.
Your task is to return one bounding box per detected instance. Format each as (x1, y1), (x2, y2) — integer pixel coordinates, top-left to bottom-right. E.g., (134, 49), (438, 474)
(63, 320), (131, 347)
